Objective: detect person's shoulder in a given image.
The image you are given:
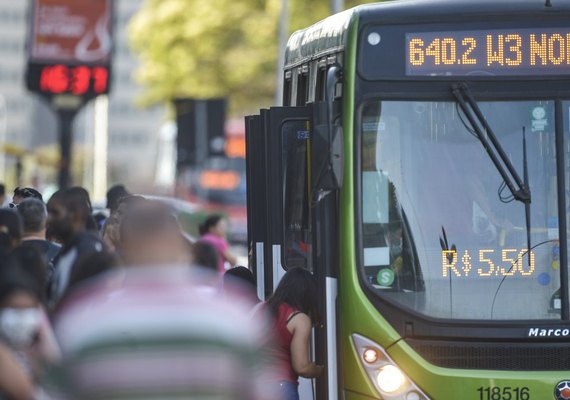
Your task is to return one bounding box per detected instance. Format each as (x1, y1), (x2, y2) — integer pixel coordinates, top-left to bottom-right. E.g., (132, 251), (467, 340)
(21, 239), (50, 252)
(287, 311), (311, 332)
(77, 231), (105, 252)
(200, 234), (228, 249)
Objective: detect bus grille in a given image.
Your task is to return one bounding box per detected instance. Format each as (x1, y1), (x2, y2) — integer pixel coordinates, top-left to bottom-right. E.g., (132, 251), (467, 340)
(405, 339), (570, 370)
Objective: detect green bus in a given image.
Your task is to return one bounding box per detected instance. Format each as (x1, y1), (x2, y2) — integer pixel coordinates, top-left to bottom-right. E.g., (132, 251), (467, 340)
(245, 1), (570, 399)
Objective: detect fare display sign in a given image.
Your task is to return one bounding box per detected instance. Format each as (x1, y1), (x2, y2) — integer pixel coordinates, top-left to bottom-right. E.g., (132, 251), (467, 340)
(406, 28), (570, 76)
(26, 0), (112, 102)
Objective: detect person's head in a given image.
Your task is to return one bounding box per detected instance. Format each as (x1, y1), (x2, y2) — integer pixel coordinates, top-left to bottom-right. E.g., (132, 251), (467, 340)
(11, 186), (43, 208)
(17, 198), (47, 237)
(193, 240), (220, 272)
(120, 201), (190, 267)
(223, 266), (258, 304)
(266, 267), (319, 323)
(224, 266), (255, 287)
(47, 187), (92, 242)
(106, 184), (129, 213)
(199, 214), (228, 238)
(103, 195), (146, 251)
(0, 209), (23, 250)
(66, 187), (98, 232)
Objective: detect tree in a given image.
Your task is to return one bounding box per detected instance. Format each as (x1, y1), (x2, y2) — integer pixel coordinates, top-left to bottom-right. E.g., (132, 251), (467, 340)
(128, 0), (376, 116)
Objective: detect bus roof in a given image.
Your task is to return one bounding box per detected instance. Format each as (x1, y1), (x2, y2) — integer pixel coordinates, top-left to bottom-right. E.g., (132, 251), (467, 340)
(284, 0), (570, 69)
(285, 9), (354, 69)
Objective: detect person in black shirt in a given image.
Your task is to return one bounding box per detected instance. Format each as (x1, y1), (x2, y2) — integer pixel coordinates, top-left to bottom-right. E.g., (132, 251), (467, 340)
(47, 188), (104, 308)
(17, 198), (61, 290)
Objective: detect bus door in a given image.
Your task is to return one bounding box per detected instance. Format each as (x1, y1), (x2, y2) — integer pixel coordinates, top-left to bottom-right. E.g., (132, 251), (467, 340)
(245, 113), (268, 300)
(246, 107), (312, 293)
(246, 104), (340, 400)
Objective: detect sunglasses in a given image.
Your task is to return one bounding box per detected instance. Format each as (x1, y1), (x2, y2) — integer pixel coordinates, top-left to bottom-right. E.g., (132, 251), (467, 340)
(13, 187), (42, 200)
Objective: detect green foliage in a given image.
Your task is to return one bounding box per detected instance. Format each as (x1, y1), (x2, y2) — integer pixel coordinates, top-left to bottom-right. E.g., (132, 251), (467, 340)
(128, 0), (378, 115)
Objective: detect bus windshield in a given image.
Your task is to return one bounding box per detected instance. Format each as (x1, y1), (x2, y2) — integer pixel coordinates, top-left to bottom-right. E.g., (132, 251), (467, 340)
(360, 99), (566, 320)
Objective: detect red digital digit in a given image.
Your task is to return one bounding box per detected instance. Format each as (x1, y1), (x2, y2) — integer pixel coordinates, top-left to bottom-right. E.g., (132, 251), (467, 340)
(72, 66), (91, 95)
(39, 67), (52, 92)
(47, 65), (69, 93)
(92, 67), (109, 94)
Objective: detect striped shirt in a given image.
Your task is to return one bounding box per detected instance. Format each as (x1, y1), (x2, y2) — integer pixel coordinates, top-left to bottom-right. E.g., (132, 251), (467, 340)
(45, 266), (279, 399)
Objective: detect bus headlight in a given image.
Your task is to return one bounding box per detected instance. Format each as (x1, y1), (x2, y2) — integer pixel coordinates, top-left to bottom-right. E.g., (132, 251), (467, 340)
(352, 334), (431, 399)
(376, 364), (406, 393)
(363, 348), (379, 364)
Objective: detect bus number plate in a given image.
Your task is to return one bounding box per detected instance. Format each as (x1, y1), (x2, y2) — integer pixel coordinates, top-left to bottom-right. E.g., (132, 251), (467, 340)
(477, 386), (530, 400)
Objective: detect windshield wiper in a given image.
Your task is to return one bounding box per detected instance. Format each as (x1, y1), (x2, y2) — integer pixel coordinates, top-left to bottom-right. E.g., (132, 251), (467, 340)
(451, 83), (531, 205)
(522, 127), (531, 265)
(453, 83), (533, 274)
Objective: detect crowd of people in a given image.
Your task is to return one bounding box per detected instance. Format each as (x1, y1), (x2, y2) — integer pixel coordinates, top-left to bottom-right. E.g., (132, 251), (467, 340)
(0, 183), (323, 400)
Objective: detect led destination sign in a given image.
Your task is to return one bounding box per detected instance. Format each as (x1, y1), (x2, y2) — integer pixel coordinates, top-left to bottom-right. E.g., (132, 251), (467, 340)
(406, 28), (570, 76)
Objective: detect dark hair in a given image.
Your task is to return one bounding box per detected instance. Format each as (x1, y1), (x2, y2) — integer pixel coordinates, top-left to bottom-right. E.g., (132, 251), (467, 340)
(224, 266), (259, 304)
(67, 187), (92, 211)
(198, 214), (223, 236)
(224, 266), (255, 287)
(50, 187), (91, 224)
(17, 198), (47, 233)
(0, 209), (23, 250)
(13, 187), (43, 202)
(265, 267), (319, 324)
(106, 184), (129, 212)
(67, 187), (99, 231)
(193, 240), (220, 271)
(0, 183), (5, 196)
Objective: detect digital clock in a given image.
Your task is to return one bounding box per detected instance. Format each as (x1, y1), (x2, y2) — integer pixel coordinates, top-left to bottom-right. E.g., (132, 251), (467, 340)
(26, 63), (110, 99)
(406, 27), (570, 76)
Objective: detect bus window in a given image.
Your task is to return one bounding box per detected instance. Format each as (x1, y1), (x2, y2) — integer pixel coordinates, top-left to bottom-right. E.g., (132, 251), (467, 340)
(296, 71), (309, 106)
(315, 67), (326, 102)
(282, 120), (311, 271)
(283, 77), (292, 106)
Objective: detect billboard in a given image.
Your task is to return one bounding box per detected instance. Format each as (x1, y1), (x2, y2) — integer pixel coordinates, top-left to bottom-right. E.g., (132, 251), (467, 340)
(30, 0), (112, 64)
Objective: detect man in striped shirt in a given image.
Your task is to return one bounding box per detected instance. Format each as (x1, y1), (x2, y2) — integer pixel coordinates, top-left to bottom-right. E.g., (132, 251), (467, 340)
(45, 202), (278, 399)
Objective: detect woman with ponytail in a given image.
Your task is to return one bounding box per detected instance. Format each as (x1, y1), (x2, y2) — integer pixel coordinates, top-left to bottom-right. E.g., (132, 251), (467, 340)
(264, 267), (324, 400)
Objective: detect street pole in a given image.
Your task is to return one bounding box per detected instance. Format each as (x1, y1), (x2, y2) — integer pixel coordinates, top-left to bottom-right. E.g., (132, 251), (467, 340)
(57, 109), (76, 190)
(331, 0), (344, 14)
(93, 95), (109, 202)
(275, 0), (288, 106)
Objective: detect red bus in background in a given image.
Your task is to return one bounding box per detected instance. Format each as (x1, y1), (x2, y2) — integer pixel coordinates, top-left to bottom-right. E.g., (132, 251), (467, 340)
(182, 119), (248, 244)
